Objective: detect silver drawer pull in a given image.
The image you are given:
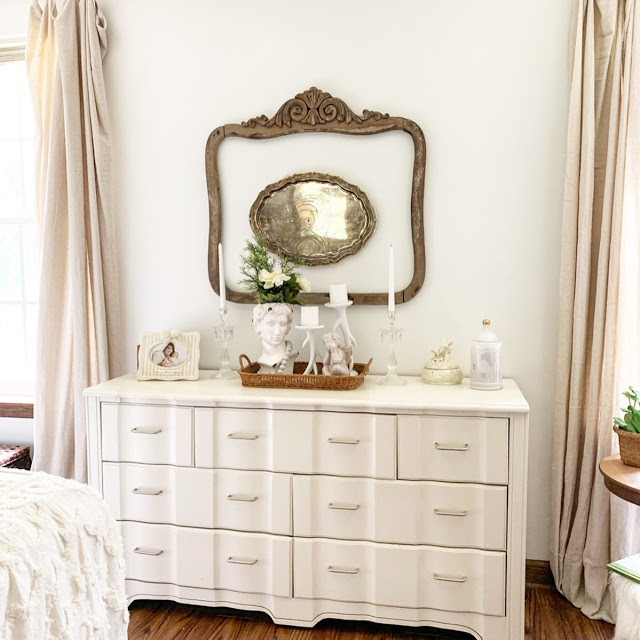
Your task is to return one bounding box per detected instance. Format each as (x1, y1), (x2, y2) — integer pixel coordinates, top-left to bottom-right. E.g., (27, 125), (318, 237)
(132, 487), (163, 496)
(227, 433), (259, 440)
(434, 508), (468, 517)
(227, 556), (258, 565)
(227, 494), (258, 502)
(328, 565), (360, 574)
(134, 547), (163, 556)
(328, 437), (360, 445)
(433, 573), (468, 583)
(434, 442), (469, 451)
(131, 427), (162, 435)
(329, 502), (360, 511)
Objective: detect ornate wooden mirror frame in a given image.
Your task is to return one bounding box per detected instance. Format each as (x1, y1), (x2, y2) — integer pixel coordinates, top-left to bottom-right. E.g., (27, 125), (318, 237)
(205, 87), (426, 305)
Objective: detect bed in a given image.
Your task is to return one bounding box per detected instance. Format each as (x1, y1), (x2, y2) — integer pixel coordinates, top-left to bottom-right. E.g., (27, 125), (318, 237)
(0, 469), (128, 639)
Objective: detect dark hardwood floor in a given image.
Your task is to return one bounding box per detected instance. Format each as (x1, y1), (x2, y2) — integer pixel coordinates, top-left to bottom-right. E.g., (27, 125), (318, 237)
(128, 586), (614, 640)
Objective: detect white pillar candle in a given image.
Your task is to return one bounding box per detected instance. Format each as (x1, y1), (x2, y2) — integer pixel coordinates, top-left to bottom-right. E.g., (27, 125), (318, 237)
(218, 242), (227, 311)
(300, 306), (319, 327)
(329, 283), (348, 304)
(388, 245), (395, 314)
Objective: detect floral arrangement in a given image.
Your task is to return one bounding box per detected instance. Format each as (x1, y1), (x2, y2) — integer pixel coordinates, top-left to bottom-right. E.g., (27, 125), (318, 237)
(239, 236), (310, 305)
(614, 386), (640, 433)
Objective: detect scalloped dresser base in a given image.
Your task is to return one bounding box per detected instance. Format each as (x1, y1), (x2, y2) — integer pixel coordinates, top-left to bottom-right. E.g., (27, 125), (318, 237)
(126, 582), (508, 640)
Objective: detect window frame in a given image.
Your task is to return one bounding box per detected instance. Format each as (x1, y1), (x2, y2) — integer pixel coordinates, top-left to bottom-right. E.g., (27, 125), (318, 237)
(0, 39), (34, 419)
(0, 38), (26, 63)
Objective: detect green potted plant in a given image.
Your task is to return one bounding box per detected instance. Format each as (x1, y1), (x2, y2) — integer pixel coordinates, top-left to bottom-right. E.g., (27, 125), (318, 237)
(239, 236), (310, 374)
(239, 236), (309, 305)
(614, 386), (640, 467)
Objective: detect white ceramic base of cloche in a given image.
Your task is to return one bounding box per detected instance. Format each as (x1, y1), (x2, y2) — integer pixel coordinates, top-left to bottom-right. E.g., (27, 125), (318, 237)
(421, 367), (463, 385)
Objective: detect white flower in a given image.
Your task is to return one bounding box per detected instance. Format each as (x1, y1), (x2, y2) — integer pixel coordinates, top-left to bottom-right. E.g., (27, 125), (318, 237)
(297, 275), (311, 292)
(259, 269), (290, 289)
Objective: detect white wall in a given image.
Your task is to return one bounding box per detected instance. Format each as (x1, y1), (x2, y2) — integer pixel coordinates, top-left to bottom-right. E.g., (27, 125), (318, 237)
(0, 418), (33, 450)
(2, 0), (572, 560)
(0, 0), (28, 37)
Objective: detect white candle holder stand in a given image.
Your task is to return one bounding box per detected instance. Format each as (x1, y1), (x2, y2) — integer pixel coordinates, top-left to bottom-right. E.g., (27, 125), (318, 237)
(212, 309), (238, 380)
(378, 312), (406, 386)
(295, 324), (324, 375)
(325, 300), (357, 375)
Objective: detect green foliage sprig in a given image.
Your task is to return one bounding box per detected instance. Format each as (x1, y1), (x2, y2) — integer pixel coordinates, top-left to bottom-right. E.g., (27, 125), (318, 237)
(238, 236), (309, 305)
(614, 386), (640, 433)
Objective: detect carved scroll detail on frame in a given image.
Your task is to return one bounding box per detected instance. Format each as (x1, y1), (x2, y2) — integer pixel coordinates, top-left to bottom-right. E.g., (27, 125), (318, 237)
(250, 172), (377, 266)
(242, 87), (390, 128)
(205, 87), (426, 306)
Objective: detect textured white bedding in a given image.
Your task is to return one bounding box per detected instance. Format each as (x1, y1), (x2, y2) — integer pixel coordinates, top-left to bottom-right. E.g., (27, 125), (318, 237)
(611, 572), (640, 640)
(0, 469), (128, 639)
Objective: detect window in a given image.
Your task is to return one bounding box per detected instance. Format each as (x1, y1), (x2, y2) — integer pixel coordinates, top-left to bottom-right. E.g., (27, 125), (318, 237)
(0, 44), (38, 397)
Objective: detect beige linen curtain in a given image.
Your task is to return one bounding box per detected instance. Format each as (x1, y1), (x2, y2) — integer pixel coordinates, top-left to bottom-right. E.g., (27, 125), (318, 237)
(551, 0), (640, 621)
(26, 0), (122, 482)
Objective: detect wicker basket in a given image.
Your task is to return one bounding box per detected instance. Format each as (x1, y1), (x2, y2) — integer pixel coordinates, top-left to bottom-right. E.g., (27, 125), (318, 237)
(238, 355), (373, 391)
(614, 425), (640, 468)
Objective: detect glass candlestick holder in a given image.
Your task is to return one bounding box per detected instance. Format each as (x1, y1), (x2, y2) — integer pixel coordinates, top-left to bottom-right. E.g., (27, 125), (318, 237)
(212, 309), (238, 380)
(378, 312), (407, 386)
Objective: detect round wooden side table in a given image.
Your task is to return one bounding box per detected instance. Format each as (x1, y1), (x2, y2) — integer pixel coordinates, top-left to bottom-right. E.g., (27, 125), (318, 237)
(599, 454), (640, 506)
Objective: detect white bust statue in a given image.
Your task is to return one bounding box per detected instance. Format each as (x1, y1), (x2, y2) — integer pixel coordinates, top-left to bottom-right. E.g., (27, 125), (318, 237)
(252, 303), (298, 374)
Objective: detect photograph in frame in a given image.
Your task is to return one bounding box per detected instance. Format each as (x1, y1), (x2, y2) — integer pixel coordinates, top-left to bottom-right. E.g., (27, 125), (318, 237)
(137, 331), (200, 381)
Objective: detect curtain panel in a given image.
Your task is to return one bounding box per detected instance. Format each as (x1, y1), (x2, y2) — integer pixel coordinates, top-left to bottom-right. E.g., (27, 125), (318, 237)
(26, 0), (123, 481)
(551, 0), (640, 621)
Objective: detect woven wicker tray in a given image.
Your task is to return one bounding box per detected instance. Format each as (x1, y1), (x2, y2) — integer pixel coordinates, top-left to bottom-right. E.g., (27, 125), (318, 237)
(238, 355), (373, 391)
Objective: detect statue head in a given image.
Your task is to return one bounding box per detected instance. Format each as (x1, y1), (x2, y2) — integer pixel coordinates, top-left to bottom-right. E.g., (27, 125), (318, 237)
(322, 331), (343, 351)
(253, 303), (293, 347)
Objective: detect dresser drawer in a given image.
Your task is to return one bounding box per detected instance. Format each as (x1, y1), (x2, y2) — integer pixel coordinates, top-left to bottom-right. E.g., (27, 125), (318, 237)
(212, 530), (292, 597)
(101, 403), (192, 466)
(104, 463), (214, 528)
(121, 524), (292, 597)
(212, 469), (291, 535)
(294, 539), (505, 616)
(293, 476), (507, 550)
(195, 408), (396, 479)
(121, 521), (214, 589)
(105, 465), (292, 535)
(397, 415), (508, 484)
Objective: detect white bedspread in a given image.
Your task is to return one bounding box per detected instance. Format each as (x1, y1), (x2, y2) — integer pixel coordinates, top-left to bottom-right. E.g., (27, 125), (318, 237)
(0, 469), (128, 639)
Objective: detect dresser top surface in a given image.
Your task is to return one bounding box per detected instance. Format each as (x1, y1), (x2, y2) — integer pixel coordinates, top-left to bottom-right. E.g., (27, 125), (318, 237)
(84, 373), (529, 413)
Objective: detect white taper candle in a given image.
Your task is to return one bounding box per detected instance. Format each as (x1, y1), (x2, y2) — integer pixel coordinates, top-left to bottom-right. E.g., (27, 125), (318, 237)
(218, 242), (227, 311)
(388, 245), (395, 314)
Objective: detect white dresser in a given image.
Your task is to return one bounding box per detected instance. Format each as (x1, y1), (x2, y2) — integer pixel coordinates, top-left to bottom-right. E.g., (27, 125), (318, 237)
(85, 373), (529, 640)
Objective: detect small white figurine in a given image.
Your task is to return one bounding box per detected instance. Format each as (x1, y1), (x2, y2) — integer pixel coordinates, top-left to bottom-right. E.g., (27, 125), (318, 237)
(325, 284), (357, 373)
(431, 341), (455, 364)
(322, 331), (353, 376)
(422, 340), (463, 385)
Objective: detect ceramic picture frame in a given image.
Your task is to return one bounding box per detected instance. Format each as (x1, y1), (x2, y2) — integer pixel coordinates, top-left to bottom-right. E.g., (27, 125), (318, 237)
(137, 331), (200, 381)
